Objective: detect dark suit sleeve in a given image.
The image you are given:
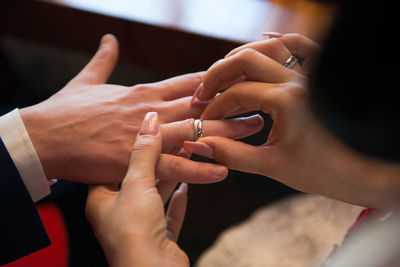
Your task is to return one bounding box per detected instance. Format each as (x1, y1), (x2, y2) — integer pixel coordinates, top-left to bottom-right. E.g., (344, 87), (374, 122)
(0, 138), (50, 265)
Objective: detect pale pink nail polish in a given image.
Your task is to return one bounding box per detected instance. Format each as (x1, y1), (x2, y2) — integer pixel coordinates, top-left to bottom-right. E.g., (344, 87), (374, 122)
(183, 141), (214, 159)
(178, 183), (188, 194)
(262, 32), (283, 38)
(178, 147), (192, 158)
(139, 112), (159, 136)
(191, 83), (204, 105)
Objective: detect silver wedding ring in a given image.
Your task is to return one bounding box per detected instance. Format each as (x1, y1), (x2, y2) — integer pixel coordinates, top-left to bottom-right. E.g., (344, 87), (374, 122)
(193, 119), (203, 140)
(284, 55), (299, 69)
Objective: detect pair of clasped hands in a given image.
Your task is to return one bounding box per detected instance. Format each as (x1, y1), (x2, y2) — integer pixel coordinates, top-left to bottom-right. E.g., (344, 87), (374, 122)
(21, 33), (399, 266)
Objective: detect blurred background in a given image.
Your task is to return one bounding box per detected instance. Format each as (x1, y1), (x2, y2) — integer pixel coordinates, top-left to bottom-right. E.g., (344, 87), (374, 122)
(0, 0), (334, 266)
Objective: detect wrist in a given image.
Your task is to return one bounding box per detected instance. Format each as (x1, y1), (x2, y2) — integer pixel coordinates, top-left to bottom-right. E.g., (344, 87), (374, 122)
(104, 239), (159, 267)
(315, 130), (400, 209)
(19, 105), (57, 180)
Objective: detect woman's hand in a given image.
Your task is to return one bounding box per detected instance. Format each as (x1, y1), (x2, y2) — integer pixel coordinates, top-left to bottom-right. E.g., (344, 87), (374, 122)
(188, 34), (400, 209)
(86, 112), (189, 267)
(19, 34), (264, 185)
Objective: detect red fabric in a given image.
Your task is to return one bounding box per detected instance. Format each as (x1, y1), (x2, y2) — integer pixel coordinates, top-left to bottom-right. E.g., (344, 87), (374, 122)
(3, 202), (69, 267)
(347, 207), (375, 233)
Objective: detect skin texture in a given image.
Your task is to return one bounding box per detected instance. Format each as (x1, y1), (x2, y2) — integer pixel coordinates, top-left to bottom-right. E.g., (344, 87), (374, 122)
(86, 112), (190, 267)
(85, 34), (400, 266)
(19, 34), (264, 185)
(192, 34), (400, 210)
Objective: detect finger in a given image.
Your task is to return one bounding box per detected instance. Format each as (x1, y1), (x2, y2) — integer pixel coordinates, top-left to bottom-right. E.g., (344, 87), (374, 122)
(157, 96), (208, 123)
(122, 112), (162, 191)
(201, 81), (278, 120)
(151, 72), (205, 101)
(156, 148), (190, 205)
(190, 76), (245, 105)
(86, 185), (108, 207)
(166, 183), (188, 242)
(278, 34), (321, 60)
(69, 34), (119, 86)
(225, 38), (291, 64)
(224, 38), (302, 73)
(278, 34), (321, 73)
(85, 185), (115, 222)
(158, 93), (221, 123)
(156, 154), (228, 184)
(161, 115), (264, 152)
(195, 48), (294, 101)
(197, 136), (275, 177)
(157, 180), (178, 205)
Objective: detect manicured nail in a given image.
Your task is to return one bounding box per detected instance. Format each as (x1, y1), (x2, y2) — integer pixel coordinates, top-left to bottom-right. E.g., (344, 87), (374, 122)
(191, 83), (204, 105)
(183, 141), (214, 159)
(243, 114), (262, 126)
(177, 183), (188, 194)
(178, 147), (192, 158)
(262, 32), (283, 38)
(139, 112), (159, 136)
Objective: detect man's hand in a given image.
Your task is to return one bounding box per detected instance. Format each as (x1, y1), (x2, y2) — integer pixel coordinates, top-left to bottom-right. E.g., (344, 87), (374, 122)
(19, 34), (263, 184)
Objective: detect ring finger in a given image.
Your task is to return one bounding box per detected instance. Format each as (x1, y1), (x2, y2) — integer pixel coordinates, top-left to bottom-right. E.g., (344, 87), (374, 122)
(161, 115), (264, 154)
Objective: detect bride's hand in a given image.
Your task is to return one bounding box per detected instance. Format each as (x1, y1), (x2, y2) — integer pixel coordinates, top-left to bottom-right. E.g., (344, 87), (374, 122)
(188, 34), (400, 209)
(86, 112), (189, 267)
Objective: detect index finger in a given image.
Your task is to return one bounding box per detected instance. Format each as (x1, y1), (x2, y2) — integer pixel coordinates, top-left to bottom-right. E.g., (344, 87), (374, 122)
(225, 38), (293, 65)
(150, 72), (205, 101)
(278, 34), (321, 60)
(195, 48), (294, 102)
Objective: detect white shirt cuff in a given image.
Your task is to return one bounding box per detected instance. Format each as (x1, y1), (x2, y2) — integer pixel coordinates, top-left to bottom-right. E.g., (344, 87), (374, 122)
(0, 109), (51, 202)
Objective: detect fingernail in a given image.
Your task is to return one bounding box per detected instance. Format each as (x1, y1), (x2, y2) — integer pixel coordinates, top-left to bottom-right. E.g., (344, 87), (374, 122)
(191, 83), (204, 105)
(100, 33), (114, 46)
(178, 147), (192, 158)
(243, 115), (262, 126)
(178, 183), (188, 194)
(212, 166), (228, 179)
(191, 97), (209, 106)
(262, 32), (283, 38)
(183, 141), (214, 159)
(139, 112), (159, 136)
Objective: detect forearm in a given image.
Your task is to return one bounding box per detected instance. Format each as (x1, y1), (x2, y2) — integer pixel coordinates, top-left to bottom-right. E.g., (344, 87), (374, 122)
(307, 129), (400, 210)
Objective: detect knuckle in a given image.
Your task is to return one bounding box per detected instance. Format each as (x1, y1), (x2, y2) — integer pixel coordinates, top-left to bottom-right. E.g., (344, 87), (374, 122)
(269, 82), (307, 111)
(265, 37), (283, 48)
(168, 157), (183, 178)
(207, 59), (225, 75)
(132, 139), (158, 157)
(184, 118), (195, 134)
(201, 137), (238, 169)
(286, 82), (308, 99)
(189, 72), (204, 85)
(236, 48), (259, 62)
(132, 141), (153, 153)
(135, 103), (155, 116)
(132, 84), (150, 93)
(224, 149), (239, 170)
(288, 33), (303, 43)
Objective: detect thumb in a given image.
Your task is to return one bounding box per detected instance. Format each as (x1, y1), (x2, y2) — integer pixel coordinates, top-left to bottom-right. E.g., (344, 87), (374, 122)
(69, 34), (119, 86)
(122, 112), (162, 191)
(193, 136), (274, 176)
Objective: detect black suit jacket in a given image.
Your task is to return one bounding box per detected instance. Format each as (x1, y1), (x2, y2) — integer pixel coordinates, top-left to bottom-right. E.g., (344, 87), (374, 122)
(0, 138), (50, 264)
